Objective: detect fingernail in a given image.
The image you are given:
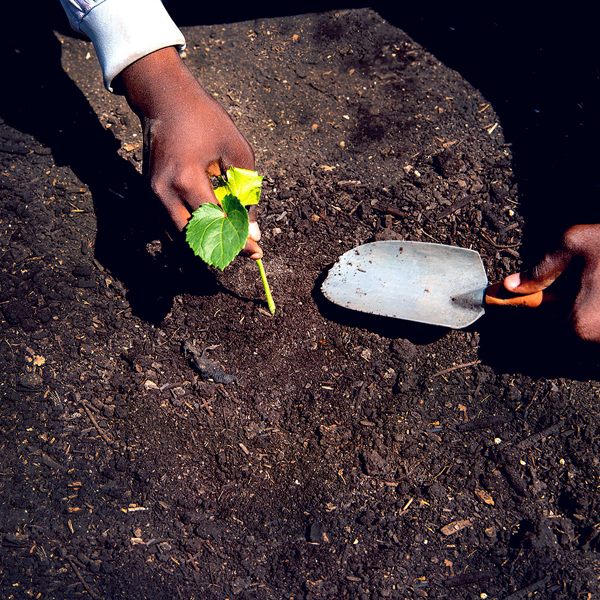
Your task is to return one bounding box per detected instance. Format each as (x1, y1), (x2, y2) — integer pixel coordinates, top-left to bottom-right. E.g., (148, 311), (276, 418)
(504, 273), (521, 290)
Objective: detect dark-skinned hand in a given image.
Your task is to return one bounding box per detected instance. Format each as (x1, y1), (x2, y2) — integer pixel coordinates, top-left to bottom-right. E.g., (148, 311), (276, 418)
(119, 46), (262, 259)
(503, 224), (600, 342)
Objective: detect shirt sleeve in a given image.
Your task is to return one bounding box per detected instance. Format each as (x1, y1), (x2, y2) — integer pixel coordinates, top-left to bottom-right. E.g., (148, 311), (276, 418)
(58, 0), (186, 92)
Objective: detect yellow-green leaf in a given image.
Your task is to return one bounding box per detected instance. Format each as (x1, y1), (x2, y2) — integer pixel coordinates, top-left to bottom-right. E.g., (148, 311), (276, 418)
(214, 167), (263, 207)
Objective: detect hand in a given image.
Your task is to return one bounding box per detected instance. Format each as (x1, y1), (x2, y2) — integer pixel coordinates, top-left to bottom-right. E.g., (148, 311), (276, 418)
(503, 224), (600, 342)
(118, 47), (262, 259)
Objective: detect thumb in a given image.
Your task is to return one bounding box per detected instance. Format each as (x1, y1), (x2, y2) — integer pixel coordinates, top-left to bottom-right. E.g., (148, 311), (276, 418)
(504, 248), (572, 294)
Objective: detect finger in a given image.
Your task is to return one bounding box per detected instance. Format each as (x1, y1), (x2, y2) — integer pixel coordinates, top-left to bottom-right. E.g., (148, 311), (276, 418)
(242, 238), (263, 260)
(194, 170), (223, 210)
(157, 193), (192, 232)
(504, 248), (572, 294)
(177, 167), (221, 213)
(224, 140), (255, 172)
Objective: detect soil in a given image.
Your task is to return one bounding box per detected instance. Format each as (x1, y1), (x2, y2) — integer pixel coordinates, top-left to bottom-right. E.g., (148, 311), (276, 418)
(1, 5), (600, 600)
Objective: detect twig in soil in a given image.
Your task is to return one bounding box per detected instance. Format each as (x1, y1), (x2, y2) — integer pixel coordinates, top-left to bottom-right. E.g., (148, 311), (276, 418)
(374, 203), (407, 220)
(199, 398), (214, 418)
(3, 339), (15, 359)
(353, 381), (369, 411)
(431, 360), (481, 378)
(77, 397), (115, 446)
(443, 570), (498, 587)
(501, 462), (529, 496)
(457, 415), (510, 433)
(436, 194), (475, 221)
(503, 575), (550, 600)
(432, 464), (449, 481)
(523, 390), (551, 420)
(417, 228), (441, 243)
(348, 198), (364, 216)
(27, 446), (64, 471)
(65, 554), (99, 598)
(516, 419), (564, 450)
(479, 230), (520, 250)
(309, 81), (328, 94)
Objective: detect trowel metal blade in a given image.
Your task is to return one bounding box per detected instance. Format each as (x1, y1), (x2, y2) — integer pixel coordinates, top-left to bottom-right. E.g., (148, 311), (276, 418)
(321, 240), (488, 329)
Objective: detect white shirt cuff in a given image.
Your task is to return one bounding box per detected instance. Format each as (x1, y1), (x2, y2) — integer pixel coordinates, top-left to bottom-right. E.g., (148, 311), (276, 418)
(77, 0), (186, 91)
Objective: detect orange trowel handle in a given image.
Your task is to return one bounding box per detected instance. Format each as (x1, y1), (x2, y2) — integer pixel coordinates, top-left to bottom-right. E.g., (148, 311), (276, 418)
(484, 282), (553, 308)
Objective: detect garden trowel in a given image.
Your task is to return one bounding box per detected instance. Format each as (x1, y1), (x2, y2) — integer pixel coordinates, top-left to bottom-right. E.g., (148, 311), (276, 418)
(321, 240), (545, 329)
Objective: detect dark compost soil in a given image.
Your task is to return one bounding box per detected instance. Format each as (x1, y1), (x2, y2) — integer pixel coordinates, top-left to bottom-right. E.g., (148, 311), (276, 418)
(1, 5), (600, 600)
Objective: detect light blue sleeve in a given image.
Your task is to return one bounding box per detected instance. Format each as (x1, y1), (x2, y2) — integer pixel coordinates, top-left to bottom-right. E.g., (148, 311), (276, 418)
(58, 0), (186, 91)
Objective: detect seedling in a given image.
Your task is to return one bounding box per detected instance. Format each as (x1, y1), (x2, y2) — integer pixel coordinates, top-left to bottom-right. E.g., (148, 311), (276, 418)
(185, 167), (275, 315)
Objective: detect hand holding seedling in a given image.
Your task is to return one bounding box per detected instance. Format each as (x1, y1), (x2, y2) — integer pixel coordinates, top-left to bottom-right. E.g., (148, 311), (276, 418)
(186, 167), (275, 314)
(503, 223), (600, 342)
(119, 47), (262, 259)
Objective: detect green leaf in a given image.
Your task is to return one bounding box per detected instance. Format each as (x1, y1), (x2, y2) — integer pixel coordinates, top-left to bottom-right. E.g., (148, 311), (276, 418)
(214, 167), (263, 207)
(185, 194), (249, 270)
(185, 166), (275, 313)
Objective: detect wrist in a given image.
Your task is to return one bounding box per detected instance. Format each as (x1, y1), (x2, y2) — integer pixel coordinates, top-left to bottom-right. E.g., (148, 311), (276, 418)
(118, 47), (194, 118)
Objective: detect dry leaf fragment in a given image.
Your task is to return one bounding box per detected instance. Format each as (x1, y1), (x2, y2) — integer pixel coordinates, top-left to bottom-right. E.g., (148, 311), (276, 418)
(485, 526), (497, 538)
(440, 519), (471, 536)
(474, 488), (495, 506)
(123, 142), (141, 152)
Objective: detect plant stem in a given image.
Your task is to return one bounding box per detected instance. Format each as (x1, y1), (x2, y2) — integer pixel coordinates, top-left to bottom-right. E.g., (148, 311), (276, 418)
(256, 258), (275, 315)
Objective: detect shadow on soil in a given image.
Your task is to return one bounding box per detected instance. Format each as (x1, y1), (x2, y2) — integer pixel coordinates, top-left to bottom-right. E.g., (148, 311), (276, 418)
(0, 3), (223, 325)
(475, 308), (600, 381)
